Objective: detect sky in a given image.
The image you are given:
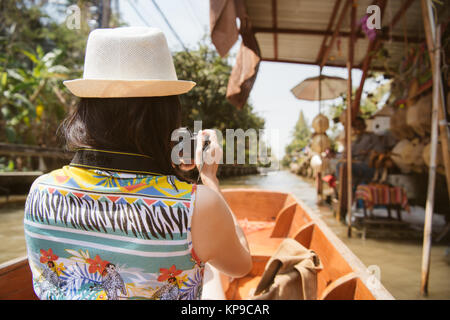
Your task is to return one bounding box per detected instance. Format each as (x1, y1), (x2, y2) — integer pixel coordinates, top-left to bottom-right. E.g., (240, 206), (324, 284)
(117, 0), (367, 160)
(49, 0), (370, 160)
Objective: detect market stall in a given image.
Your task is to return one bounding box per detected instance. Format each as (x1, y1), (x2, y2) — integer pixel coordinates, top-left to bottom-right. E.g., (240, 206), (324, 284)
(208, 0), (449, 296)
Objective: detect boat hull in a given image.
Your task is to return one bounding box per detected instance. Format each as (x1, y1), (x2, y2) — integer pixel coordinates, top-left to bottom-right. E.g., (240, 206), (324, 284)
(0, 189), (393, 300)
(0, 256), (37, 300)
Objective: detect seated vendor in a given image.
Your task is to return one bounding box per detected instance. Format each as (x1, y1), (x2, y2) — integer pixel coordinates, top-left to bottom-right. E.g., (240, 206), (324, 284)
(336, 117), (385, 186)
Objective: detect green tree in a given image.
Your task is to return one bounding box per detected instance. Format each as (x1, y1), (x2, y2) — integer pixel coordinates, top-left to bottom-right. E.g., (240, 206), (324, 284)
(1, 46), (70, 144)
(173, 45), (266, 165)
(0, 0), (95, 145)
(0, 0), (126, 147)
(1, 2), (265, 168)
(173, 45), (264, 132)
(282, 111), (311, 166)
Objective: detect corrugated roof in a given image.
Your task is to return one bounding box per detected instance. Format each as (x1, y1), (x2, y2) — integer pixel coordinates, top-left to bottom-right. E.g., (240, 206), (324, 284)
(245, 0), (426, 70)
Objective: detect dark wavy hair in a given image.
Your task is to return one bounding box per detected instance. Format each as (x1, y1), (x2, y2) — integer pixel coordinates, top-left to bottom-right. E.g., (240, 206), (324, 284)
(58, 96), (187, 180)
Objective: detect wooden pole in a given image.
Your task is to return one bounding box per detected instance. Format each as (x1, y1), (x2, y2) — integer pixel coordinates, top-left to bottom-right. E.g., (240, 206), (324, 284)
(420, 0), (441, 296)
(346, 83), (353, 234)
(421, 1), (450, 202)
(101, 0), (111, 28)
(336, 160), (345, 221)
(317, 70), (323, 201)
(346, 0), (356, 237)
(421, 26), (440, 297)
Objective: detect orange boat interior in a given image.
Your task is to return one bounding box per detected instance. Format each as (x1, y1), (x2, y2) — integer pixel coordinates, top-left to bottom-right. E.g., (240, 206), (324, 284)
(0, 189), (382, 300)
(223, 189), (376, 300)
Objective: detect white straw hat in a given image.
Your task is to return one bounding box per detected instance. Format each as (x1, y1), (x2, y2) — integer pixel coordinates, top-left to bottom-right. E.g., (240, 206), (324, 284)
(63, 27), (195, 97)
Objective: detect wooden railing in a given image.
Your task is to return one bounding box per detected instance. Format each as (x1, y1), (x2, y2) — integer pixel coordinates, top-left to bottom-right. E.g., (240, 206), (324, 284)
(0, 143), (73, 197)
(0, 143), (73, 172)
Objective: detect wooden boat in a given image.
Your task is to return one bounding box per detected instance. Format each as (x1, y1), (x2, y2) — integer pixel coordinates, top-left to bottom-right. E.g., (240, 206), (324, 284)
(220, 189), (393, 300)
(0, 189), (394, 300)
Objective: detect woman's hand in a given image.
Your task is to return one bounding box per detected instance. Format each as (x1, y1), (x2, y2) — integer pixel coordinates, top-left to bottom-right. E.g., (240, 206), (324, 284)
(195, 129), (222, 192)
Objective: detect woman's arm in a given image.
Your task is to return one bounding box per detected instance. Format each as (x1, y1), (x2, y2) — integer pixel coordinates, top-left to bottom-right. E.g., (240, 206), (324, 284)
(192, 185), (252, 277)
(196, 129), (250, 254)
(197, 177), (250, 256)
(190, 130), (252, 278)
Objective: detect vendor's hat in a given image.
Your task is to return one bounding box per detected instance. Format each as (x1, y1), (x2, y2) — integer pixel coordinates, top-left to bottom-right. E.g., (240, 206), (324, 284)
(63, 27), (195, 97)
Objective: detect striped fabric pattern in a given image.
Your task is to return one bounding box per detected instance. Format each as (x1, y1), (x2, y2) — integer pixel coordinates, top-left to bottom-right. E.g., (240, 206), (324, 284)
(24, 166), (204, 300)
(355, 183), (410, 212)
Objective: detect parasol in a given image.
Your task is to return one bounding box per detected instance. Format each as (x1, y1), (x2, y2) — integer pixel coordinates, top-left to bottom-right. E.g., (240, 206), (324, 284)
(291, 74), (347, 200)
(291, 75), (347, 102)
(291, 74), (347, 153)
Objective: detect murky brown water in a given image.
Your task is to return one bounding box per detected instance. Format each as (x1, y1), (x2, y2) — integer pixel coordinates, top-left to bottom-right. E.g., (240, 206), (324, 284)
(0, 201), (28, 264)
(1, 170), (449, 299)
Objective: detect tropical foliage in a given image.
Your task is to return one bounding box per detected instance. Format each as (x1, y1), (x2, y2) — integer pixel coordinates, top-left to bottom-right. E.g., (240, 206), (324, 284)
(174, 46), (265, 133)
(173, 45), (266, 165)
(1, 1), (265, 170)
(0, 0), (92, 146)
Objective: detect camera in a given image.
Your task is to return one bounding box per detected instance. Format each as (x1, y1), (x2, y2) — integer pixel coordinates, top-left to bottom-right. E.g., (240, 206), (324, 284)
(172, 127), (210, 161)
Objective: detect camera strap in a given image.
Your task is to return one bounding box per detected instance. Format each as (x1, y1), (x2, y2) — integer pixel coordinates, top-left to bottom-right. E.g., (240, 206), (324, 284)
(70, 148), (170, 176)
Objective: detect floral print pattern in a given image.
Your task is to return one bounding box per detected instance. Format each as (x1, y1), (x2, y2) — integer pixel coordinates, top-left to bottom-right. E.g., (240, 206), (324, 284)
(158, 265), (182, 282)
(40, 249), (58, 264)
(25, 166), (204, 300)
(86, 255), (109, 275)
(32, 248), (204, 300)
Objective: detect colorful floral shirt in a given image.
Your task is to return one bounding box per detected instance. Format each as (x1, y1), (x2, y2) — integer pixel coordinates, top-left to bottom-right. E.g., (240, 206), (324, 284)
(24, 165), (204, 300)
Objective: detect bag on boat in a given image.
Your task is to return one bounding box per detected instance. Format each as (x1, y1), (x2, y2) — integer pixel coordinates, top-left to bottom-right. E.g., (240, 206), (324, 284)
(248, 238), (322, 300)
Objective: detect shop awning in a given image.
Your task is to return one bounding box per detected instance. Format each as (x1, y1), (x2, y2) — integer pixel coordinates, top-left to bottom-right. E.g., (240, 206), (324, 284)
(210, 0), (424, 108)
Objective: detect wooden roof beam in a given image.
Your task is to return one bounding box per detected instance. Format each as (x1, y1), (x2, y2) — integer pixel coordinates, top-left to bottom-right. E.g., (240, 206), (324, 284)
(316, 0), (343, 66)
(272, 0), (278, 60)
(389, 0), (416, 34)
(260, 57), (387, 71)
(319, 0), (351, 69)
(252, 27), (424, 43)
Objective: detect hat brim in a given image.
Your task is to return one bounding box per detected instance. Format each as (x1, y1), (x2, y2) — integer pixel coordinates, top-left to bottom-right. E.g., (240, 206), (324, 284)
(63, 79), (196, 98)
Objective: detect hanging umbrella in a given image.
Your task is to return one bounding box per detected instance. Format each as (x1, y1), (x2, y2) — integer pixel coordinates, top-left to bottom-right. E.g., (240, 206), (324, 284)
(291, 75), (347, 201)
(291, 74), (347, 150)
(291, 75), (347, 102)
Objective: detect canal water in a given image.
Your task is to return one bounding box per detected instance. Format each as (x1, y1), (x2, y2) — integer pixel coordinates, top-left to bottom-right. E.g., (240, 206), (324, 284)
(1, 170), (449, 299)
